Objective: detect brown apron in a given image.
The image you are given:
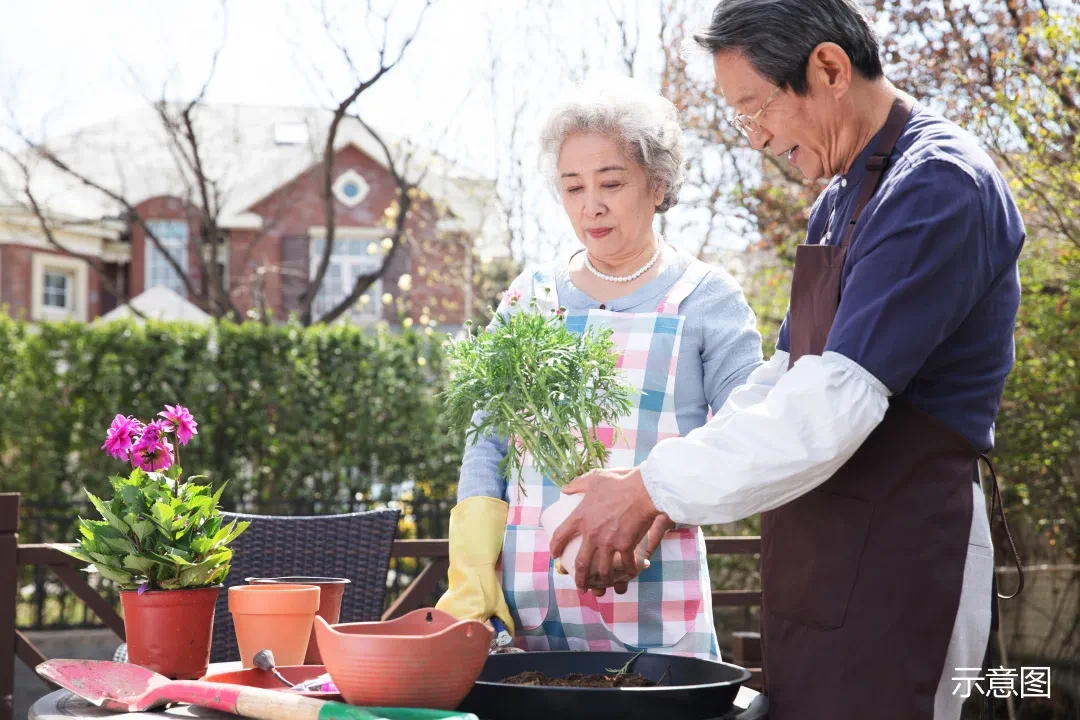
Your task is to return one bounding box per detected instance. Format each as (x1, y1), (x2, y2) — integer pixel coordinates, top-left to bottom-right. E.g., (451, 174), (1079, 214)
(760, 98), (1023, 719)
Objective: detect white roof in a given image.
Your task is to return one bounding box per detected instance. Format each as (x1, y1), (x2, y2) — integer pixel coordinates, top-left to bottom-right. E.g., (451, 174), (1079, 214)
(1, 103), (506, 252)
(97, 285), (212, 324)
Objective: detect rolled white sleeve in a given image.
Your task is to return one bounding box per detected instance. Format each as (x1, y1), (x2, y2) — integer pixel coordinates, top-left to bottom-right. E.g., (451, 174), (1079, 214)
(640, 351), (889, 526)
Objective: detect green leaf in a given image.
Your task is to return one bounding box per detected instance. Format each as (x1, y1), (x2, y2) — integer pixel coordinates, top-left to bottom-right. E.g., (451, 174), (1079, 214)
(208, 565), (229, 585)
(131, 520), (156, 542)
(151, 501), (175, 527)
(86, 491), (130, 534)
(177, 549), (232, 587)
(190, 536), (215, 555)
(49, 544), (94, 565)
(100, 536), (136, 555)
(119, 484), (143, 508)
(141, 550), (185, 567)
(122, 554), (156, 574)
(88, 564), (134, 585)
(210, 481), (228, 509)
(165, 547), (193, 564)
(179, 563), (215, 587)
(202, 516), (222, 541)
(219, 520), (249, 548)
(211, 519), (238, 546)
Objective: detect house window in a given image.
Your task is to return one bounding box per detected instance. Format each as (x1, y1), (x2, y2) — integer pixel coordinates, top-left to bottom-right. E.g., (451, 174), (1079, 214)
(31, 253), (87, 322)
(331, 170), (371, 208)
(42, 271), (71, 310)
(311, 237), (383, 321)
(145, 220), (189, 295)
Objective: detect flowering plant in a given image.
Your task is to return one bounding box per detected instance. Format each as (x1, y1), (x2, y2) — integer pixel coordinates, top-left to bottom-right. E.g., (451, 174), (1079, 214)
(52, 405), (248, 592)
(442, 292), (634, 490)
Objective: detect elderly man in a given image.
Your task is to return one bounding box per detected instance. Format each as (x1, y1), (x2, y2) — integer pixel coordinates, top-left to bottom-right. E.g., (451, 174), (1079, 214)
(549, 1), (1025, 718)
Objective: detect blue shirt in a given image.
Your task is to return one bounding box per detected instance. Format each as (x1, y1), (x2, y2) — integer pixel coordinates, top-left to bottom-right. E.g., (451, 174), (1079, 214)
(457, 246), (764, 502)
(777, 103), (1025, 452)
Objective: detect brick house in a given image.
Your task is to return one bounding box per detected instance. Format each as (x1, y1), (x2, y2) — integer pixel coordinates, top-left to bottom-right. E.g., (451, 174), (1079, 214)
(0, 104), (507, 326)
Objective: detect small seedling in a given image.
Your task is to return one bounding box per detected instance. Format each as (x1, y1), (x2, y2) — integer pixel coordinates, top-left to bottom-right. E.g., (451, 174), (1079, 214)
(606, 649), (646, 677)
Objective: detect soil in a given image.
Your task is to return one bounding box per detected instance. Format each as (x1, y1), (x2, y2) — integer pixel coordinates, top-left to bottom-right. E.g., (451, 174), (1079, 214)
(499, 670), (658, 688)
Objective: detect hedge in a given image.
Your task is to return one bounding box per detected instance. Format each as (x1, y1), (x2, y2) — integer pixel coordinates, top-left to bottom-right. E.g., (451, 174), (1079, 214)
(0, 314), (464, 512)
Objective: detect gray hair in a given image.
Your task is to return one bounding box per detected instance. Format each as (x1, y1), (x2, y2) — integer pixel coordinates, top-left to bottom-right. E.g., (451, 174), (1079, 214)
(693, 0), (884, 95)
(538, 79), (686, 213)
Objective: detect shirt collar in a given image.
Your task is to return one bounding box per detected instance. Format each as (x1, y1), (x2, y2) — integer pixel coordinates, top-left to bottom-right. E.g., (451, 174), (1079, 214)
(838, 96), (918, 191)
(836, 123), (885, 191)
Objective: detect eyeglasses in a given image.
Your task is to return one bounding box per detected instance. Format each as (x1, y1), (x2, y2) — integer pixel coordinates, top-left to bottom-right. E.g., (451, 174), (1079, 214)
(728, 86), (781, 137)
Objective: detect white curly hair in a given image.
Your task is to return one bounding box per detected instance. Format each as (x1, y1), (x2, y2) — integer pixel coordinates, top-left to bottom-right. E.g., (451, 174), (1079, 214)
(538, 77), (687, 213)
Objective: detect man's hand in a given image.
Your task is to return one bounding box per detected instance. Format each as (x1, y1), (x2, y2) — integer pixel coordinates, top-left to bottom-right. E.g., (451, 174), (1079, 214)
(592, 513), (675, 596)
(548, 466), (661, 591)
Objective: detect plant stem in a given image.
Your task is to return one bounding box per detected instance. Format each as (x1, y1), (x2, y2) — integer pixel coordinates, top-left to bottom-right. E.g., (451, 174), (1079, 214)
(174, 439), (182, 498)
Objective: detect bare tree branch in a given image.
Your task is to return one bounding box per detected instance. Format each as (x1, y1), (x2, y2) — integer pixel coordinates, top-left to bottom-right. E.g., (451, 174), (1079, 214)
(609, 0), (640, 77)
(0, 146), (146, 320)
(298, 0), (435, 325)
(315, 114), (412, 324)
(15, 132), (202, 301)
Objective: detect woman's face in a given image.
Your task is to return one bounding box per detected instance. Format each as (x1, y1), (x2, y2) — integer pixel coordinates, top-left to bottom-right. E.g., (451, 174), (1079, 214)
(557, 133), (663, 260)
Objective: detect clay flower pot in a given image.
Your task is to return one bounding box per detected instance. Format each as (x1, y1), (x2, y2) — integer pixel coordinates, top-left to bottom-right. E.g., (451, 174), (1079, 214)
(540, 493), (649, 586)
(228, 583), (320, 668)
(314, 608), (491, 709)
(246, 576), (350, 664)
(120, 586), (219, 679)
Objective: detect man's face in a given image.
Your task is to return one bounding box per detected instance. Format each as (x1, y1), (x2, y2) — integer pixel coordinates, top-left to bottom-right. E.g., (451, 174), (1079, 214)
(713, 50), (835, 181)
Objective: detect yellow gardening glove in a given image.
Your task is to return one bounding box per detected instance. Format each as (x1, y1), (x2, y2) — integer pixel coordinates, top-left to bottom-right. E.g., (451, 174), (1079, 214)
(435, 496), (516, 636)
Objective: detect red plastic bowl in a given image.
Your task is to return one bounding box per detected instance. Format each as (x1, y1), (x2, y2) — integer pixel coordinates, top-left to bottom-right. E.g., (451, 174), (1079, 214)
(314, 608), (492, 709)
(201, 664), (342, 701)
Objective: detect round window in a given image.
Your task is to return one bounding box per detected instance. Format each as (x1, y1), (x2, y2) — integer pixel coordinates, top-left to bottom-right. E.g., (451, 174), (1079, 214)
(342, 182), (359, 198)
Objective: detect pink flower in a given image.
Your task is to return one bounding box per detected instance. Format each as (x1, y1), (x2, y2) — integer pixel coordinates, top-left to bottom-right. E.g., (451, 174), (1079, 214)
(131, 435), (174, 473)
(158, 405), (198, 446)
(139, 419), (169, 444)
(506, 289), (522, 305)
(101, 415), (142, 461)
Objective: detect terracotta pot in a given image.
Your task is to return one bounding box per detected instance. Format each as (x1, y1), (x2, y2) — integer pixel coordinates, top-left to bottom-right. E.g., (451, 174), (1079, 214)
(120, 586), (219, 680)
(228, 583), (320, 668)
(540, 492), (649, 587)
(246, 576), (350, 663)
(314, 608), (491, 709)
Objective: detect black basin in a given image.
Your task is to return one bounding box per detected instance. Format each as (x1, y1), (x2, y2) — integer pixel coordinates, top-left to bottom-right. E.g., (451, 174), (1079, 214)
(457, 651), (753, 720)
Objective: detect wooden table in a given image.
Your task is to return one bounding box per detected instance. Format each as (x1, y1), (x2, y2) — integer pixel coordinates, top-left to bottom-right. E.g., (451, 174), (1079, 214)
(28, 664), (769, 720)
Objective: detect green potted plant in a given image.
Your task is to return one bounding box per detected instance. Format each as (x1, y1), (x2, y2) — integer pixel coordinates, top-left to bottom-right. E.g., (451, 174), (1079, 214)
(52, 405), (248, 679)
(441, 296), (634, 574)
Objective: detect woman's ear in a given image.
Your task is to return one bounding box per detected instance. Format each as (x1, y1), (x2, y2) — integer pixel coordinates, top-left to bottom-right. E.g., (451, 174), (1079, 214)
(653, 182), (666, 208)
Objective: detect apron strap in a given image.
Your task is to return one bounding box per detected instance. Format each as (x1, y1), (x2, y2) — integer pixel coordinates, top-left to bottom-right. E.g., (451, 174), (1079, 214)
(975, 453), (1021, 720)
(655, 258), (712, 314)
(840, 96), (915, 249)
(978, 454), (1025, 600)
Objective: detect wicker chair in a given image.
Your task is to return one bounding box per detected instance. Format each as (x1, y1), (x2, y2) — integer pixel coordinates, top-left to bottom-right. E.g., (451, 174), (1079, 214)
(208, 507), (400, 664)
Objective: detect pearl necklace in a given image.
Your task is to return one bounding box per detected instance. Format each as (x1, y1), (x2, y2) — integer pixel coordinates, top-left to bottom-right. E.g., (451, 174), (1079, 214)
(584, 239), (663, 284)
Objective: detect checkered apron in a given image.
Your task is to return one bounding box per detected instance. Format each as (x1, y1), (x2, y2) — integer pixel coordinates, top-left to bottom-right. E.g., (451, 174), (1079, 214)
(499, 259), (720, 660)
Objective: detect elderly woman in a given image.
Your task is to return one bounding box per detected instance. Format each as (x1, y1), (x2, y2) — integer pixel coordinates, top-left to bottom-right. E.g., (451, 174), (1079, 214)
(435, 80), (763, 660)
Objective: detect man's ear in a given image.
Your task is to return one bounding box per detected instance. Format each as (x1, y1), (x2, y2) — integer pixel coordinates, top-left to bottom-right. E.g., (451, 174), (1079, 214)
(806, 41), (853, 101)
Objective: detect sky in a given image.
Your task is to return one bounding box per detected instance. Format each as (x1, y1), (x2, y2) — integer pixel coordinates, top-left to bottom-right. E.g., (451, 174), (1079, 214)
(0, 0), (750, 259)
